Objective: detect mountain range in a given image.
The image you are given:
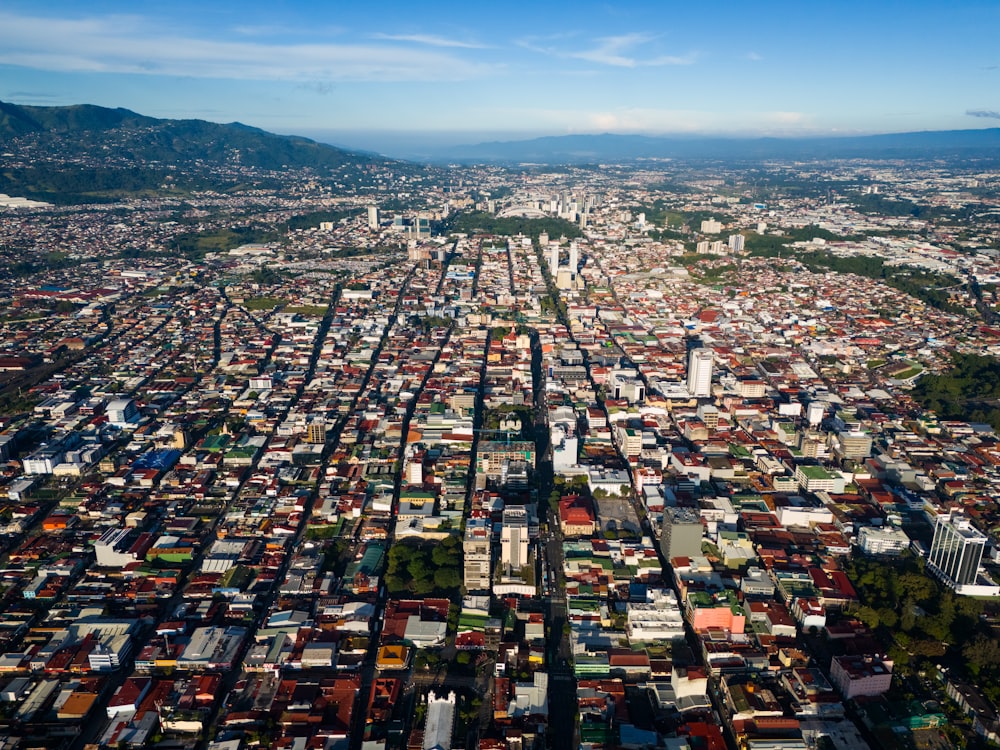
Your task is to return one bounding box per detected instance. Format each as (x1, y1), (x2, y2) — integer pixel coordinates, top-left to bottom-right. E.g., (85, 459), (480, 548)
(0, 100), (391, 173)
(431, 129), (1000, 164)
(2, 100), (999, 199)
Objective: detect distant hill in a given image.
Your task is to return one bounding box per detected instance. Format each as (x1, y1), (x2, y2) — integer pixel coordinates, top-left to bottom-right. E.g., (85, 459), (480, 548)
(0, 100), (415, 202)
(434, 129), (1000, 164)
(0, 99), (397, 172)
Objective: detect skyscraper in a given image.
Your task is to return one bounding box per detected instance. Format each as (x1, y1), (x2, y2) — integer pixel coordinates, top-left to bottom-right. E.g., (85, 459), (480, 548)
(660, 506), (703, 562)
(687, 348), (714, 398)
(367, 205), (379, 229)
(928, 512), (986, 588)
(550, 244), (560, 276)
(500, 507), (530, 572)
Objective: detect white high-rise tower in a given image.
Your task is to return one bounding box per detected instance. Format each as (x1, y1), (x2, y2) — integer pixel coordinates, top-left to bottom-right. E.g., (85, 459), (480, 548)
(550, 244), (560, 276)
(928, 512), (986, 588)
(687, 348), (714, 398)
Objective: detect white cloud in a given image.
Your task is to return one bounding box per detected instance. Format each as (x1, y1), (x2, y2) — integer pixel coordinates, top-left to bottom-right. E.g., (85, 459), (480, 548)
(370, 33), (491, 49)
(0, 11), (495, 82)
(570, 33), (696, 67)
(520, 32), (695, 68)
(231, 23), (345, 37)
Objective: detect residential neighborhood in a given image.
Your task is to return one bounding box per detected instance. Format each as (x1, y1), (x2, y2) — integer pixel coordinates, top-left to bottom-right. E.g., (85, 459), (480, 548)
(1, 153), (1000, 750)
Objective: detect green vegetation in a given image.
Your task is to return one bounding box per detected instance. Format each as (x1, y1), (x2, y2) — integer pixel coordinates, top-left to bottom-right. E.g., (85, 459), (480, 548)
(249, 267), (284, 285)
(284, 208), (359, 231)
(850, 193), (990, 223)
(845, 554), (983, 675)
(691, 260), (737, 282)
(170, 226), (280, 259)
(911, 353), (1000, 429)
(0, 101), (426, 201)
(385, 535), (462, 598)
(962, 636), (1000, 705)
(851, 193), (924, 218)
(0, 249), (78, 279)
(482, 404), (534, 440)
(746, 228), (968, 314)
(244, 296), (286, 311)
(631, 200), (734, 230)
(284, 305), (328, 317)
(744, 226), (851, 255)
(0, 100), (398, 171)
(792, 251), (967, 316)
(443, 211), (582, 241)
(0, 165), (203, 204)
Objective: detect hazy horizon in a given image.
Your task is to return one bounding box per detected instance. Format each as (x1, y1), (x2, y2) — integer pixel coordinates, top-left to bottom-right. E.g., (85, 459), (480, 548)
(290, 124), (1000, 160)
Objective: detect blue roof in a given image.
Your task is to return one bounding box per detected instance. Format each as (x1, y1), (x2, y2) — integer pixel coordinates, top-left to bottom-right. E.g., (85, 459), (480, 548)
(133, 448), (182, 471)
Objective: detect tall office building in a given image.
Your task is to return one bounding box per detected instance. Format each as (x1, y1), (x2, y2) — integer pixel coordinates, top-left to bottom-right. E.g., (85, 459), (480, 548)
(687, 348), (714, 398)
(306, 420), (327, 445)
(550, 244), (560, 276)
(928, 512), (986, 588)
(728, 234), (745, 254)
(568, 241), (579, 273)
(806, 401), (825, 428)
(367, 205), (379, 229)
(660, 506), (704, 562)
(500, 507), (530, 572)
(463, 518), (492, 592)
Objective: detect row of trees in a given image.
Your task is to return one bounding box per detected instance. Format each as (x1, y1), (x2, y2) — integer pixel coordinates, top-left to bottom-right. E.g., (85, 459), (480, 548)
(443, 211), (583, 241)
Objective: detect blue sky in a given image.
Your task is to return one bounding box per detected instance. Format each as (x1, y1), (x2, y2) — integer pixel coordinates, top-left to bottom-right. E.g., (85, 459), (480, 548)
(1, 1), (998, 153)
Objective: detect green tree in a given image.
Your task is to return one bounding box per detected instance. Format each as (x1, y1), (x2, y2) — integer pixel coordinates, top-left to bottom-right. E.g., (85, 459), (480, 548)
(900, 600), (917, 632)
(433, 568), (462, 591)
(963, 635), (1000, 676)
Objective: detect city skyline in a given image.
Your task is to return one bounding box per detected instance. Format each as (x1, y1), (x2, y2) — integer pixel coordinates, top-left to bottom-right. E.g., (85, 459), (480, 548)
(1, 0), (999, 154)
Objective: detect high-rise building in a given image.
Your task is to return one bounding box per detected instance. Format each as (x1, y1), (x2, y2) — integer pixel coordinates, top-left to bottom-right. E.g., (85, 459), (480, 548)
(728, 234), (745, 254)
(928, 512), (986, 588)
(660, 506), (703, 562)
(568, 241), (578, 273)
(806, 401), (825, 428)
(367, 205), (379, 229)
(835, 430), (873, 460)
(107, 398), (139, 427)
(687, 348), (714, 398)
(550, 244), (560, 276)
(500, 507), (530, 572)
(306, 420), (327, 445)
(463, 518), (492, 592)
